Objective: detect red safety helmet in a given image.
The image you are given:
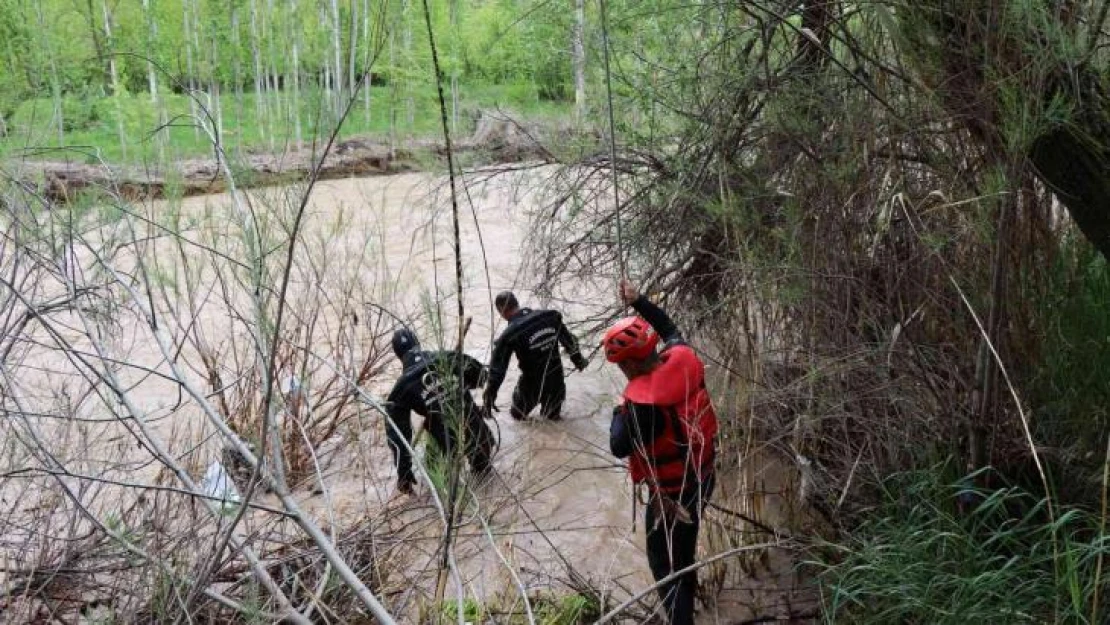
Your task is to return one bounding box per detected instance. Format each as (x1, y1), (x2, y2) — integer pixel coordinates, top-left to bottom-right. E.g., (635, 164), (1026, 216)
(602, 317), (659, 362)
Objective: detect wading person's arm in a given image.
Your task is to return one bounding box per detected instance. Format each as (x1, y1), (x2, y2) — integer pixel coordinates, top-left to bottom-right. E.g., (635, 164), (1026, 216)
(484, 337), (512, 410)
(556, 312), (589, 371)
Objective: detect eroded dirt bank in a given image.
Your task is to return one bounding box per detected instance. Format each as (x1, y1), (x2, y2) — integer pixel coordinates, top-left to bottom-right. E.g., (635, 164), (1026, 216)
(2, 112), (555, 203)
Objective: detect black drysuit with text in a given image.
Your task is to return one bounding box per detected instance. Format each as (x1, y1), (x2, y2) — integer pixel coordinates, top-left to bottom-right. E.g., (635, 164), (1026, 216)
(385, 350), (494, 489)
(485, 308), (587, 420)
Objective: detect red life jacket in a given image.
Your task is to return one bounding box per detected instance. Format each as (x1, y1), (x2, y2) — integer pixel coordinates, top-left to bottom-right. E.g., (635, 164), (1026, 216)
(622, 344), (718, 495)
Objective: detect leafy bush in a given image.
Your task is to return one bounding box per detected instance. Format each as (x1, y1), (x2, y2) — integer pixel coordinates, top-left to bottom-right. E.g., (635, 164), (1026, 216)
(10, 95), (100, 133)
(813, 466), (1110, 624)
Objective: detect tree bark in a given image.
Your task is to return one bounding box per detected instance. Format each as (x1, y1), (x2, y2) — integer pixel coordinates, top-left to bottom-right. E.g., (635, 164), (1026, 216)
(101, 0), (119, 95)
(82, 0), (110, 88)
(185, 0), (200, 139)
(330, 0), (344, 118)
(142, 0), (158, 102)
(450, 0), (459, 133)
(34, 1), (64, 145)
(573, 0), (586, 119)
(267, 0), (281, 150)
(350, 0), (359, 103)
(363, 0), (372, 127)
(1030, 104), (1110, 259)
(291, 0), (303, 145)
(250, 0), (266, 145)
(142, 0), (167, 161)
(102, 0), (127, 159)
(232, 7), (245, 153)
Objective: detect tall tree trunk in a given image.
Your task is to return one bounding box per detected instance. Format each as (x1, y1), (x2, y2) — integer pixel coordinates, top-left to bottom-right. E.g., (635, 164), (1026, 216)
(101, 0), (121, 95)
(142, 0), (158, 102)
(349, 0), (359, 100)
(184, 0), (199, 139)
(250, 0), (266, 146)
(573, 0), (586, 120)
(142, 0), (167, 161)
(82, 0), (110, 88)
(450, 0), (459, 133)
(290, 0), (302, 145)
(363, 0), (372, 128)
(233, 7), (245, 153)
(34, 1), (64, 146)
(266, 0), (281, 150)
(404, 0), (414, 129)
(330, 0), (344, 118)
(101, 0), (127, 159)
(1029, 76), (1110, 259)
(388, 2), (397, 150)
(211, 36), (224, 149)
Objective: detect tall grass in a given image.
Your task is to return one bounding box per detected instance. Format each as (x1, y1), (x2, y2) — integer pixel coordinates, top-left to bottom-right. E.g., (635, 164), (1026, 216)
(1024, 236), (1110, 500)
(813, 466), (1110, 624)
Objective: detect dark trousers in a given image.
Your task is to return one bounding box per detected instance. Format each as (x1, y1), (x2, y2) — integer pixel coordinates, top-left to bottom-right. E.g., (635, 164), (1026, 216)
(426, 405), (494, 475)
(644, 474), (715, 625)
(510, 373), (566, 420)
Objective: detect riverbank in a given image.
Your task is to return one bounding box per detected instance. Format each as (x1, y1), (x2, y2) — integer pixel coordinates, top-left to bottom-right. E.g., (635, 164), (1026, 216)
(2, 110), (565, 203)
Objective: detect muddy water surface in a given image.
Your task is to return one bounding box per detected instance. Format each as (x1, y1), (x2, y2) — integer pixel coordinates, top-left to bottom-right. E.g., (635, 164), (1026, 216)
(3, 167), (801, 623)
(171, 169), (657, 608)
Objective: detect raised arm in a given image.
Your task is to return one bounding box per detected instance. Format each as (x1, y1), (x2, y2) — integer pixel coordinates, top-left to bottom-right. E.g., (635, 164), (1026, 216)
(620, 279), (684, 345)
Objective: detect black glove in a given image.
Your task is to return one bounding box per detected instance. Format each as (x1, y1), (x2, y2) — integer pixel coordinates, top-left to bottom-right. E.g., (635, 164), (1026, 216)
(571, 353), (589, 372)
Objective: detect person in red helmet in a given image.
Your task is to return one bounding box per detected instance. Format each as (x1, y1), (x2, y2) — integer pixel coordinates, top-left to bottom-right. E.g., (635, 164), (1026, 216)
(604, 279), (718, 625)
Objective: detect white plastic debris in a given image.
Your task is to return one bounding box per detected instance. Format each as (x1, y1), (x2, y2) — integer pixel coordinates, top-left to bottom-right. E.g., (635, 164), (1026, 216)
(280, 374), (302, 397)
(202, 460), (241, 506)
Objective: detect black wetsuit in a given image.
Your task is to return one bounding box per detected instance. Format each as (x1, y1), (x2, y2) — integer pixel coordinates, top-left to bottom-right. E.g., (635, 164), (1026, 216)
(386, 350), (494, 489)
(485, 308), (586, 420)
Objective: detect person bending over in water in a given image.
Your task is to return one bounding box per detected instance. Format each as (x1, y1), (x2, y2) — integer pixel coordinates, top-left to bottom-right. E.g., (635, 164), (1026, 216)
(385, 328), (495, 494)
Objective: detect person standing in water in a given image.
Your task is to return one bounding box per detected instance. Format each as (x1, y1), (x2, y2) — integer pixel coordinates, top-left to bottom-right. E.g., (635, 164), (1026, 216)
(483, 291), (588, 421)
(603, 280), (719, 625)
(385, 328), (495, 494)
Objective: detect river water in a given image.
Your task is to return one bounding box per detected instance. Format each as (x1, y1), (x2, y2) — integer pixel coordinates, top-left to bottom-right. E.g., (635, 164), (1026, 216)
(2, 167), (805, 622)
(174, 168), (658, 615)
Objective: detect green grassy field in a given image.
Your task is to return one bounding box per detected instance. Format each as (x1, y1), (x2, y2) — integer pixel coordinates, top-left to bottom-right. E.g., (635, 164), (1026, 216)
(1, 82), (572, 166)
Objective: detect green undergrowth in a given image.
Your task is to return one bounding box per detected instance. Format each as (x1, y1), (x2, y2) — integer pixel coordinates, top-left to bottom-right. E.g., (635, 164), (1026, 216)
(436, 592), (600, 625)
(813, 465), (1110, 624)
(1024, 237), (1110, 502)
(1, 82), (572, 166)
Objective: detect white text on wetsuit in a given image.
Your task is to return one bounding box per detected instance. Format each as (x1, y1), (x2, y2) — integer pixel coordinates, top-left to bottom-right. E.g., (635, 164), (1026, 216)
(528, 327), (557, 351)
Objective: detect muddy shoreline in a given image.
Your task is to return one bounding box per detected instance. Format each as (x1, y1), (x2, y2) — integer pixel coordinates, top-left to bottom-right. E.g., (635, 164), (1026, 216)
(3, 112), (559, 203)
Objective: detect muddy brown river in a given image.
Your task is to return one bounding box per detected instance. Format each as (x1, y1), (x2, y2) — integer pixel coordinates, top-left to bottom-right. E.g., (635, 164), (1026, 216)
(2, 167), (804, 623)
